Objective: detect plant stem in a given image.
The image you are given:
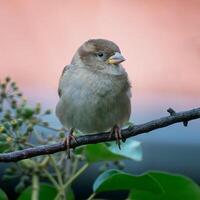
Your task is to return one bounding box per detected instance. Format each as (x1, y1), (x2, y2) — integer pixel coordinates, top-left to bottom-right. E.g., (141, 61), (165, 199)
(25, 142), (35, 147)
(64, 163), (89, 189)
(44, 169), (60, 190)
(38, 156), (50, 168)
(72, 156), (79, 175)
(87, 192), (96, 200)
(49, 156), (63, 186)
(34, 130), (47, 144)
(49, 156), (66, 199)
(32, 174), (39, 200)
(37, 123), (61, 132)
(55, 187), (65, 200)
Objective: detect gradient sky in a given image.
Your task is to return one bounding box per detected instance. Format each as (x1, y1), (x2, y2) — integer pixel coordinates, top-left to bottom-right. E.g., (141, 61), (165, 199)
(0, 0), (199, 112)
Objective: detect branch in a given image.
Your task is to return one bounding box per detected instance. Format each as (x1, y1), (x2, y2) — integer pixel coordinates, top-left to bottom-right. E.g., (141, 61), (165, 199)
(0, 107), (200, 162)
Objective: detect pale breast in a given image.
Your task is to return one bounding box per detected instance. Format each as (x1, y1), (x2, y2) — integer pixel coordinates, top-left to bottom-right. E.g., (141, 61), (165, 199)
(56, 67), (131, 133)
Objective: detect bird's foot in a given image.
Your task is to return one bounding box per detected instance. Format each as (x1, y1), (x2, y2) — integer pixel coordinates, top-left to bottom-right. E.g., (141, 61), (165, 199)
(64, 128), (78, 159)
(110, 125), (124, 150)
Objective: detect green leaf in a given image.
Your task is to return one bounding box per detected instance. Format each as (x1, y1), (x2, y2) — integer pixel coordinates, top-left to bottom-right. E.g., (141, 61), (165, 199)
(128, 190), (159, 200)
(66, 187), (75, 200)
(17, 107), (34, 119)
(17, 184), (57, 200)
(93, 169), (164, 194)
(0, 143), (10, 153)
(128, 171), (200, 200)
(93, 170), (200, 200)
(109, 140), (142, 161)
(0, 188), (8, 200)
(17, 184), (75, 200)
(84, 143), (127, 163)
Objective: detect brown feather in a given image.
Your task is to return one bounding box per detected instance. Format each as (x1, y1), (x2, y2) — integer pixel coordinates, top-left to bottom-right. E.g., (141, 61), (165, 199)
(58, 65), (68, 97)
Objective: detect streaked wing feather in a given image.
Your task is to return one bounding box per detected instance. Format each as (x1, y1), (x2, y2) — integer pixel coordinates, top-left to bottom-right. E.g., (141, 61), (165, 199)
(58, 65), (71, 97)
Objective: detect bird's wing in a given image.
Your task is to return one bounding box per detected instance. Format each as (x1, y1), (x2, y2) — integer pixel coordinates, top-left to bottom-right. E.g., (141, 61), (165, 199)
(58, 64), (72, 97)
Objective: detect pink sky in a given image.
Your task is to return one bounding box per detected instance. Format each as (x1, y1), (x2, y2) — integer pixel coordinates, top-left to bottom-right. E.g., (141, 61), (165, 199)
(0, 0), (200, 99)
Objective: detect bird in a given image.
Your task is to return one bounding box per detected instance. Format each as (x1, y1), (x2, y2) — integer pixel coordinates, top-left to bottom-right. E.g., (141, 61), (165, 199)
(56, 39), (131, 157)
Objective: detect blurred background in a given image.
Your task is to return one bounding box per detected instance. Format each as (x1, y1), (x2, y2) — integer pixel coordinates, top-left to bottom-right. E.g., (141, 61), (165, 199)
(0, 0), (200, 194)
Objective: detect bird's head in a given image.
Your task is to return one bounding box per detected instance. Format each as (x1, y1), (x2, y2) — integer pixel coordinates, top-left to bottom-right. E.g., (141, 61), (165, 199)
(72, 39), (126, 73)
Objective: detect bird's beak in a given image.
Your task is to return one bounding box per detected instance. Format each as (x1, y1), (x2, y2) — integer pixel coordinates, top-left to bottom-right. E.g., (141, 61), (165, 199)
(107, 52), (126, 65)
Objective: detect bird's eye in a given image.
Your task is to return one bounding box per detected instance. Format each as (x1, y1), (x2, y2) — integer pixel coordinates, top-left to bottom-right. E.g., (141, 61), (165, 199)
(97, 52), (104, 57)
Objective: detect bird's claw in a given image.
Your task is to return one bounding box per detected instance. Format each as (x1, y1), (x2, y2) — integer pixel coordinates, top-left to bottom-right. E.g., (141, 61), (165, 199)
(64, 128), (78, 159)
(110, 125), (124, 150)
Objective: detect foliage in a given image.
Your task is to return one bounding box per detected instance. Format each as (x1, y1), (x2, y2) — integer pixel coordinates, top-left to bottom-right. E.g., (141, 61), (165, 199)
(93, 170), (200, 200)
(0, 77), (199, 200)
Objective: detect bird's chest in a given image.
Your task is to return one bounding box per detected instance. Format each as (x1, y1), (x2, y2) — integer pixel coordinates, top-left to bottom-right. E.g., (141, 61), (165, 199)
(67, 70), (127, 106)
(58, 69), (131, 132)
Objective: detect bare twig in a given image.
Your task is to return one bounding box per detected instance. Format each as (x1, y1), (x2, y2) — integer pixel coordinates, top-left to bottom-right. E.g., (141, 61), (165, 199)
(0, 107), (200, 162)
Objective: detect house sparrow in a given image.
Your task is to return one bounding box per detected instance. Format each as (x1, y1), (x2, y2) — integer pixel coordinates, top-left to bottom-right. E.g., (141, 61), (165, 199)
(56, 39), (131, 157)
